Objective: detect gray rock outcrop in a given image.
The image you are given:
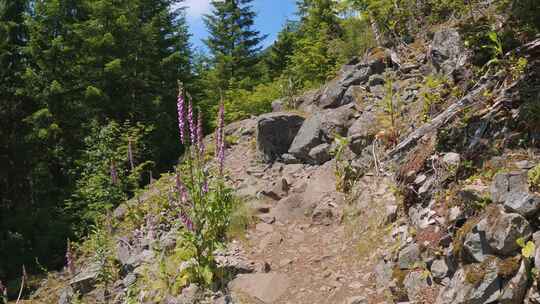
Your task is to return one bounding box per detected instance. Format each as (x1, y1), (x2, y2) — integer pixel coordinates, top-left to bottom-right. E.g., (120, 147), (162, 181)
(256, 113), (305, 162)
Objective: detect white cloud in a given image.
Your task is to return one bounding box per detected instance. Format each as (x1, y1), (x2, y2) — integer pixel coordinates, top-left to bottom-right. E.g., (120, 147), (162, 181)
(183, 0), (212, 19)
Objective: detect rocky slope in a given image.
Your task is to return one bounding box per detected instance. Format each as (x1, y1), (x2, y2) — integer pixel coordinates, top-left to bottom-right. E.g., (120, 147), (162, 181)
(30, 27), (540, 304)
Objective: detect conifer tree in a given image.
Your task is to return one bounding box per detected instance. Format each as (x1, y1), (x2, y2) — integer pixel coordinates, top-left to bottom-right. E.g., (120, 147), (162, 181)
(264, 20), (299, 80)
(289, 0), (342, 86)
(203, 0), (266, 91)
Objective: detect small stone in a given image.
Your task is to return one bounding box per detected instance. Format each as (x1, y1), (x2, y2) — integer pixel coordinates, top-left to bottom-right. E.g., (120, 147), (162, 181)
(385, 204), (398, 223)
(430, 259), (449, 280)
(404, 271), (431, 302)
(414, 174), (427, 185)
(442, 152), (460, 167)
(398, 243), (420, 269)
(255, 261), (271, 273)
(504, 192), (540, 218)
(258, 214), (276, 224)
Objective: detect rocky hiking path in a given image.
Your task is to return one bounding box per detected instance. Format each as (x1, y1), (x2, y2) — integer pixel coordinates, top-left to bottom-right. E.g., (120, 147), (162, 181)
(220, 128), (398, 304)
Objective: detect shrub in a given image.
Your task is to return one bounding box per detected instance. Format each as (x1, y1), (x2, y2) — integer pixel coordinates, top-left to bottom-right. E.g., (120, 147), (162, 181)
(529, 164), (540, 192)
(66, 120), (155, 237)
(222, 81), (281, 123)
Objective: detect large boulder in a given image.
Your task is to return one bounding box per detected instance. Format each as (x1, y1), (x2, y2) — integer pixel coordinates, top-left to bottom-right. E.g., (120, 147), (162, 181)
(347, 108), (379, 154)
(484, 205), (532, 255)
(288, 105), (354, 162)
(491, 171), (530, 203)
(499, 260), (530, 304)
(69, 262), (102, 294)
(491, 171), (540, 218)
(288, 114), (325, 160)
(436, 258), (507, 304)
(430, 28), (470, 75)
(256, 113), (305, 162)
(462, 205), (532, 263)
(318, 53), (388, 109)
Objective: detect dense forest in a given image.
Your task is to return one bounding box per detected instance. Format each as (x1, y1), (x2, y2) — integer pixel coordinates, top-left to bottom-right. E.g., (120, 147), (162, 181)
(1, 0), (538, 296)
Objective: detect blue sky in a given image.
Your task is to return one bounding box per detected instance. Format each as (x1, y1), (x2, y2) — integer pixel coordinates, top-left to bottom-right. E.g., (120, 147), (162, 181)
(181, 0), (298, 51)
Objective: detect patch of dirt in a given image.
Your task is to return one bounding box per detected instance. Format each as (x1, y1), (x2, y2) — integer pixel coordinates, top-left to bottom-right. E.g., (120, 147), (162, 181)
(223, 137), (398, 304)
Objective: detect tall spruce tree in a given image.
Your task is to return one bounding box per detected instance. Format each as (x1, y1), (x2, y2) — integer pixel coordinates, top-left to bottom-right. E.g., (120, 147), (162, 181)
(203, 0), (266, 91)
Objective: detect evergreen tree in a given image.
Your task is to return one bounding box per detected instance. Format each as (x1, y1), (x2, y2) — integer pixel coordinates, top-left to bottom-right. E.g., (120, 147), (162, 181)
(288, 0), (342, 86)
(0, 0), (193, 280)
(264, 20), (299, 80)
(0, 0), (70, 280)
(203, 0), (266, 91)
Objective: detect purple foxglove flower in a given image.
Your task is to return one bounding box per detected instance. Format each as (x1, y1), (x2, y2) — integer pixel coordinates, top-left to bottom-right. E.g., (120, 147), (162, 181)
(177, 89), (186, 144)
(110, 160), (118, 185)
(180, 210), (194, 232)
(188, 101), (196, 146)
(202, 178), (209, 194)
(197, 111), (205, 156)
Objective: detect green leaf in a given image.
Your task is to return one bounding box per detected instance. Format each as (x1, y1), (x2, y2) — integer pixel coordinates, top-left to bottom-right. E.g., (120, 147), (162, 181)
(522, 241), (536, 259)
(488, 31), (498, 43)
(201, 265), (213, 285)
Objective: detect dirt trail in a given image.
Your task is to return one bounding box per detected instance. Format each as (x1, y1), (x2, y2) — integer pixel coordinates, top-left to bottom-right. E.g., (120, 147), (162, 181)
(223, 139), (397, 304)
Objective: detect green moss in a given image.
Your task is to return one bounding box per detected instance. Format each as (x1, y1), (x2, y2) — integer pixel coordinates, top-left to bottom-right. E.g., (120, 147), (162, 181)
(465, 263), (487, 285)
(452, 217), (480, 259)
(225, 135), (239, 146)
(391, 266), (410, 297)
(497, 256), (521, 278)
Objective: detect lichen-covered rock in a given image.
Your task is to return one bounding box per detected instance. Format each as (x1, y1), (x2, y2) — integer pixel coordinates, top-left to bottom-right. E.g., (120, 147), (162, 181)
(504, 192), (540, 218)
(499, 259), (530, 304)
(490, 171), (540, 218)
(398, 243), (420, 269)
(69, 262), (102, 294)
(318, 54), (387, 109)
(436, 260), (502, 304)
(430, 259), (450, 281)
(308, 143), (331, 165)
(288, 106), (354, 161)
(256, 113), (305, 162)
(404, 270), (432, 301)
(430, 28), (470, 75)
(483, 206), (532, 255)
(462, 218), (492, 263)
(461, 205), (532, 264)
(347, 108), (378, 154)
(490, 171), (530, 204)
